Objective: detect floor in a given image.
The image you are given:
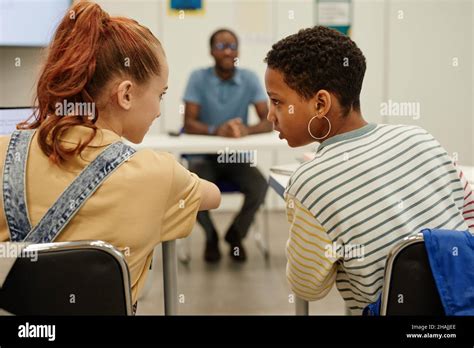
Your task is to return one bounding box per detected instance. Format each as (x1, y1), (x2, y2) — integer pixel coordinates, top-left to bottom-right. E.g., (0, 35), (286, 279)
(136, 211), (346, 315)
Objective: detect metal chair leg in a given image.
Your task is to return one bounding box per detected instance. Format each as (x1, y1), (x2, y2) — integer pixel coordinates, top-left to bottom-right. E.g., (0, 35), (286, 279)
(254, 203), (270, 259)
(295, 296), (309, 315)
(162, 241), (178, 315)
(263, 203), (270, 259)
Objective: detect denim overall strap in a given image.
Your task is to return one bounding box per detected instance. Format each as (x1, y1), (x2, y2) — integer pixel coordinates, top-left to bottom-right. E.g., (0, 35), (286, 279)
(22, 141), (136, 243)
(2, 130), (35, 242)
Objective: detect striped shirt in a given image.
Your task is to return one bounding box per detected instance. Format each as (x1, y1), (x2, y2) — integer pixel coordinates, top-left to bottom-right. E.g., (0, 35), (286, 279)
(284, 123), (474, 315)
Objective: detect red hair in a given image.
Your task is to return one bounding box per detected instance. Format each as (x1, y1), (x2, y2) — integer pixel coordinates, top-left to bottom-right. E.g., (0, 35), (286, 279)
(18, 1), (163, 164)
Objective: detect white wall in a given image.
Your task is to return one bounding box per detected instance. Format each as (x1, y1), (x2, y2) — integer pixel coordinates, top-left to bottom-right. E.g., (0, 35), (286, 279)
(0, 47), (43, 106)
(351, 0), (386, 125)
(385, 0), (473, 165)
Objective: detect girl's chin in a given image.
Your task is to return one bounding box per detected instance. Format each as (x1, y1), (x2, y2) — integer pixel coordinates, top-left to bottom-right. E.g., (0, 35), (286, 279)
(283, 137), (296, 147)
(286, 137), (310, 148)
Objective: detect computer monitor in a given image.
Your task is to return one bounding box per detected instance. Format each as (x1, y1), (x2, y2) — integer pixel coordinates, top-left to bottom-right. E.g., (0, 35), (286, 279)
(0, 0), (71, 47)
(0, 107), (34, 135)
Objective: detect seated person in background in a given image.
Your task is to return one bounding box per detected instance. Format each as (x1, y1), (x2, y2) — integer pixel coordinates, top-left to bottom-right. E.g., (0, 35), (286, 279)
(0, 1), (221, 313)
(183, 28), (272, 263)
(264, 26), (474, 314)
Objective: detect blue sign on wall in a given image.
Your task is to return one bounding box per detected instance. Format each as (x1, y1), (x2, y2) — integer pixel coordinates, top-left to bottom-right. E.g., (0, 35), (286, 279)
(170, 0), (203, 10)
(316, 0), (352, 36)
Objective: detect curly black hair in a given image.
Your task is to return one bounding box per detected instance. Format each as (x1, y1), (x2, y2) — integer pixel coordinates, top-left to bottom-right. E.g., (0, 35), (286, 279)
(264, 26), (366, 115)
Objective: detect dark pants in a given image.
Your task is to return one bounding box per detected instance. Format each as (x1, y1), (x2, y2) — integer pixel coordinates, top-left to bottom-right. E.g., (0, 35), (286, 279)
(187, 155), (268, 243)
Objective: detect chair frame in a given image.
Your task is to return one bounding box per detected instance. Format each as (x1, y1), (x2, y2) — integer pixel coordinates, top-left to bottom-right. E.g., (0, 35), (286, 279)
(138, 241), (179, 315)
(380, 233), (426, 316)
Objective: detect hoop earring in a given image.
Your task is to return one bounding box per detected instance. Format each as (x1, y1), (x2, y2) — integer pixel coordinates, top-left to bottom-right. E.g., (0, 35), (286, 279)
(307, 115), (331, 140)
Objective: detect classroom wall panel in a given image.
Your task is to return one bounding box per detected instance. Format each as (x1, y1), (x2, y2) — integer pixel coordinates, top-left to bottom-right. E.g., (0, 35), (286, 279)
(385, 0), (473, 165)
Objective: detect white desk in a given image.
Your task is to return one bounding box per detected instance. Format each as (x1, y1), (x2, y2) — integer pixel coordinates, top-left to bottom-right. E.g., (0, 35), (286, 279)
(128, 132), (289, 156)
(268, 171), (291, 198)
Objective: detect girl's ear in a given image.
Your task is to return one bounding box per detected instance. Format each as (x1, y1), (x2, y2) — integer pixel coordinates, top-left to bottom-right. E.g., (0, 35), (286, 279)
(314, 90), (332, 117)
(116, 80), (133, 111)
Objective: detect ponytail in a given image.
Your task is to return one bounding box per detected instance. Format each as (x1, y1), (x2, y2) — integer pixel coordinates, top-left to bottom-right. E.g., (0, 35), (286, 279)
(19, 1), (162, 165)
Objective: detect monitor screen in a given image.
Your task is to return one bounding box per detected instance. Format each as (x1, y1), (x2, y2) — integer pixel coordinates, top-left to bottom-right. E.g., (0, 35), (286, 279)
(0, 107), (34, 135)
(0, 0), (71, 47)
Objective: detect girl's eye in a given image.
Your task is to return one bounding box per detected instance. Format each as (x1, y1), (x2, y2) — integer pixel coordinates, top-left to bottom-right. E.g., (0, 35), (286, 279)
(271, 99), (280, 106)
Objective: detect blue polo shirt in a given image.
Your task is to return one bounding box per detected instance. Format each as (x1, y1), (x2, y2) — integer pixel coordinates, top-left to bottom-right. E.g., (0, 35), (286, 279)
(183, 67), (267, 126)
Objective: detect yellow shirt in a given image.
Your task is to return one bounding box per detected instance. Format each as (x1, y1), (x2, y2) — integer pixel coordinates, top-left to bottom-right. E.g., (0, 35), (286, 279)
(0, 126), (202, 305)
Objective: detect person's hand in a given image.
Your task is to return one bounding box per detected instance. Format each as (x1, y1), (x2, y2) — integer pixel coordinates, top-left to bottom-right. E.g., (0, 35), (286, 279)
(215, 120), (236, 137)
(234, 119), (249, 137)
(216, 118), (248, 138)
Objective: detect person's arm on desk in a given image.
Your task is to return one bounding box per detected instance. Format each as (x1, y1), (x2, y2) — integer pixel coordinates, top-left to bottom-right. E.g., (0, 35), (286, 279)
(227, 102), (273, 136)
(199, 179), (221, 211)
(246, 100), (272, 135)
(161, 157), (221, 242)
(245, 69), (272, 135)
(183, 102), (210, 135)
(285, 195), (338, 301)
(212, 102), (272, 137)
(184, 101), (244, 138)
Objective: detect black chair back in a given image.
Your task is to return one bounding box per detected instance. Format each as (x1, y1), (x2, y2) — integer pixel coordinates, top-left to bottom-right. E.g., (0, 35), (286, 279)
(381, 235), (444, 315)
(0, 241), (132, 315)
